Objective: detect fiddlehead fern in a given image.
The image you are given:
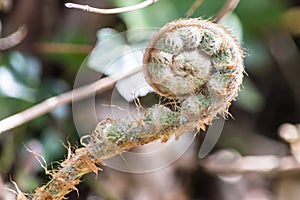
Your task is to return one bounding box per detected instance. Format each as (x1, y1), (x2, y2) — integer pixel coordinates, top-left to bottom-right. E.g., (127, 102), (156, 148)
(28, 18), (244, 200)
(143, 18), (244, 130)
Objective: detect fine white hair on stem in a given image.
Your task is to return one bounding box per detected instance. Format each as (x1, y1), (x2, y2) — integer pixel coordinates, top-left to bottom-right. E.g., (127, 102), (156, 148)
(65, 0), (159, 15)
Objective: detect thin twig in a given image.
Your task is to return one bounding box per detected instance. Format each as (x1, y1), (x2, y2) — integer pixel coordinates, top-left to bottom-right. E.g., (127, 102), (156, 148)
(213, 0), (240, 22)
(65, 0), (159, 15)
(0, 68), (142, 134)
(200, 155), (300, 175)
(267, 32), (300, 108)
(0, 25), (27, 50)
(32, 43), (93, 54)
(185, 0), (204, 17)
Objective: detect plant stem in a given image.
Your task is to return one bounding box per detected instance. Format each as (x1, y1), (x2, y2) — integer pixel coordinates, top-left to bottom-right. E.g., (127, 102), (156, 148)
(213, 0), (240, 22)
(201, 155), (300, 175)
(186, 0), (204, 17)
(0, 68), (141, 135)
(31, 43), (93, 54)
(0, 25), (27, 50)
(65, 0), (159, 15)
(32, 105), (193, 199)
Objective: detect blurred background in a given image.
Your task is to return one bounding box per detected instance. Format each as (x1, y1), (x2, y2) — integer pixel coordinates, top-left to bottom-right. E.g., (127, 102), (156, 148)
(1, 0), (300, 199)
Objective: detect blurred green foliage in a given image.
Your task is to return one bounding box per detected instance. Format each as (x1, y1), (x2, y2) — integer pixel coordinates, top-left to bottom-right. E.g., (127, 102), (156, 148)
(0, 0), (298, 197)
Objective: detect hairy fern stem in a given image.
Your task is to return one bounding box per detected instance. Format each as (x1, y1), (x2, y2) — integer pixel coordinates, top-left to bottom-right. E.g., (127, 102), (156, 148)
(17, 18), (244, 200)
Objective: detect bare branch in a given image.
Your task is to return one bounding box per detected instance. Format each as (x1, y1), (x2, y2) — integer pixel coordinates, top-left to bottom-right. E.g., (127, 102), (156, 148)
(0, 25), (27, 50)
(0, 68), (142, 134)
(32, 43), (93, 54)
(201, 125), (300, 175)
(267, 32), (300, 107)
(200, 155), (300, 175)
(213, 0), (240, 22)
(186, 0), (204, 17)
(65, 0), (159, 15)
(279, 123), (300, 164)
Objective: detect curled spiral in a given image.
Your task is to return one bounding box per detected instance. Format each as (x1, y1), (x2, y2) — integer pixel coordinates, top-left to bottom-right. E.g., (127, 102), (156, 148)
(31, 18), (245, 200)
(84, 18), (245, 158)
(143, 18), (244, 130)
